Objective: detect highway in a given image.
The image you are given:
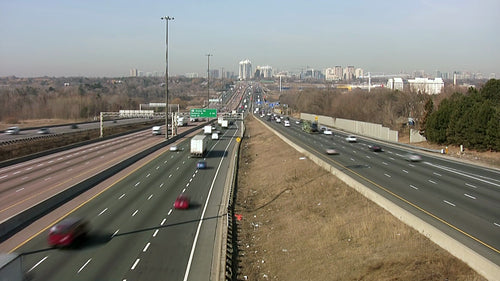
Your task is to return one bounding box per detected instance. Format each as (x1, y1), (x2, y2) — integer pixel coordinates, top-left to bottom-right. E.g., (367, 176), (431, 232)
(0, 124), (201, 225)
(260, 114), (500, 266)
(8, 121), (240, 280)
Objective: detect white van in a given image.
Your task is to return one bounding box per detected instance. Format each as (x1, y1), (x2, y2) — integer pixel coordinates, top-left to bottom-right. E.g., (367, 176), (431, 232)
(211, 132), (219, 140)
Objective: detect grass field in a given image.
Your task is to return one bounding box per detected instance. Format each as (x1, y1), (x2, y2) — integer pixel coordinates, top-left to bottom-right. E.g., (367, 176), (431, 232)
(234, 115), (485, 280)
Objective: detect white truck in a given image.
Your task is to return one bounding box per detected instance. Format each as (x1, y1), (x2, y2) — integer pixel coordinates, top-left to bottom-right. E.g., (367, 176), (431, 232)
(190, 135), (208, 157)
(152, 126), (162, 135)
(177, 116), (188, 127)
(203, 125), (212, 135)
(221, 120), (229, 128)
(0, 253), (24, 281)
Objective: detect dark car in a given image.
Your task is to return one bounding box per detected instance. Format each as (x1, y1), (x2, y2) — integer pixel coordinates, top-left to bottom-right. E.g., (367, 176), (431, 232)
(196, 160), (207, 169)
(174, 195), (190, 209)
(37, 127), (50, 134)
(48, 217), (89, 247)
(368, 144), (383, 152)
(70, 124), (79, 129)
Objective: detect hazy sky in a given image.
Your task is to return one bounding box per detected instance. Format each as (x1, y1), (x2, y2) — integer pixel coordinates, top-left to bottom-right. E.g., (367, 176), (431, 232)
(1, 0), (499, 77)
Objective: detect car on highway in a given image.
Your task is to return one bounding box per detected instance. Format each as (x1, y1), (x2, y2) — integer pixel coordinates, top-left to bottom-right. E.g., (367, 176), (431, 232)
(70, 124), (79, 129)
(5, 126), (20, 135)
(284, 120), (290, 127)
(169, 145), (179, 152)
(196, 160), (207, 169)
(275, 117), (281, 123)
(295, 120), (301, 124)
(345, 135), (357, 142)
(405, 153), (422, 162)
(323, 129), (333, 135)
(174, 195), (190, 209)
(368, 144), (383, 152)
(211, 132), (219, 140)
(48, 217), (89, 247)
(325, 148), (339, 155)
(37, 127), (51, 134)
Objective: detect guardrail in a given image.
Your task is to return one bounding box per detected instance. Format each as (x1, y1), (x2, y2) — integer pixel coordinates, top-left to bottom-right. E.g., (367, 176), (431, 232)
(0, 122), (212, 242)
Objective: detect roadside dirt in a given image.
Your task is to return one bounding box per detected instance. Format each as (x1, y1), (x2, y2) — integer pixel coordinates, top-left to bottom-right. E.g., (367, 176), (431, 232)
(235, 115), (486, 281)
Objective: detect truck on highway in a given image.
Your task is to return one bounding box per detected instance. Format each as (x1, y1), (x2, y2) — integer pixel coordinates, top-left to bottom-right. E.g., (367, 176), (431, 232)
(203, 125), (212, 135)
(190, 135), (208, 157)
(152, 126), (162, 135)
(302, 120), (319, 133)
(221, 120), (229, 128)
(0, 253), (24, 281)
(177, 116), (188, 127)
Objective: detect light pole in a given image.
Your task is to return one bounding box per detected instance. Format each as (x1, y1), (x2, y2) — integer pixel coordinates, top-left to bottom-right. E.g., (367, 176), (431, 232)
(161, 16), (174, 139)
(206, 53), (212, 108)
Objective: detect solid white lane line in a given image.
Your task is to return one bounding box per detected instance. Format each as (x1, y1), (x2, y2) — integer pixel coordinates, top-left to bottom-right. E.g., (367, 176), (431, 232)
(28, 256), (48, 272)
(143, 243), (150, 252)
(98, 208), (108, 216)
(464, 193), (476, 200)
(131, 259), (140, 270)
(78, 259), (92, 273)
(443, 200), (456, 207)
(410, 185), (418, 190)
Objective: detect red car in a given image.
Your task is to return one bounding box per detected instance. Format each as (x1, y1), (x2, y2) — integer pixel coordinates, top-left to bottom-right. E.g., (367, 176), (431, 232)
(48, 217), (89, 247)
(174, 195), (190, 209)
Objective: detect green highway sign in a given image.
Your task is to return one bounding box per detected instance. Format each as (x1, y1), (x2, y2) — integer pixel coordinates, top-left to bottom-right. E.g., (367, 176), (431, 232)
(190, 108), (217, 118)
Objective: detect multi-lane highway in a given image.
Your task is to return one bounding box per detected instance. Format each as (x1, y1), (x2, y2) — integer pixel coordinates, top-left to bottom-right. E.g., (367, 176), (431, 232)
(4, 120), (241, 280)
(260, 114), (500, 267)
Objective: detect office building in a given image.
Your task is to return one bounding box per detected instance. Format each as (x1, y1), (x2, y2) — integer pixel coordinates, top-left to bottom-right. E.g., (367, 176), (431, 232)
(408, 77), (444, 95)
(239, 59), (252, 80)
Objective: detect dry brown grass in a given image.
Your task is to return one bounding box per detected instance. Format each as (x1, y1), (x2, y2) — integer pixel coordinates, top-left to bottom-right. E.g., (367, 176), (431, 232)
(235, 115), (486, 281)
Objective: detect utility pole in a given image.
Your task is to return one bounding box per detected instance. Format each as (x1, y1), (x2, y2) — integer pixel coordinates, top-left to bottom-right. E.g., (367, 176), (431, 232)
(206, 53), (212, 108)
(161, 16), (174, 139)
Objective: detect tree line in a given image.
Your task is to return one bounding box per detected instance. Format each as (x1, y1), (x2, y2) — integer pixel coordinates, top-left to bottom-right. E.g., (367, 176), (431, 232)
(422, 79), (499, 151)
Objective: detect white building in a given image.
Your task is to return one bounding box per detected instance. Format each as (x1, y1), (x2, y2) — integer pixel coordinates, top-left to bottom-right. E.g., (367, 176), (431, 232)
(355, 68), (364, 79)
(238, 59), (252, 80)
(325, 66), (343, 81)
(387, 77), (404, 91)
(408, 77), (444, 95)
(259, 65), (273, 78)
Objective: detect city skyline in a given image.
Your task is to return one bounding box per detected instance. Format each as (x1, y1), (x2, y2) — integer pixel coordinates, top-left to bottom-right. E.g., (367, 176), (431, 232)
(1, 0), (499, 78)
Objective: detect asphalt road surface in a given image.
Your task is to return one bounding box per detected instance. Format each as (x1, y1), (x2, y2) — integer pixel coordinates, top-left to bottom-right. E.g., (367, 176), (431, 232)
(261, 114), (500, 266)
(3, 121), (240, 280)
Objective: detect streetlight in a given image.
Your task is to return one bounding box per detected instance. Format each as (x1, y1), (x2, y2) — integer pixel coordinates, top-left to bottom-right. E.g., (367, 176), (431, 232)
(161, 16), (174, 139)
(206, 53), (212, 108)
